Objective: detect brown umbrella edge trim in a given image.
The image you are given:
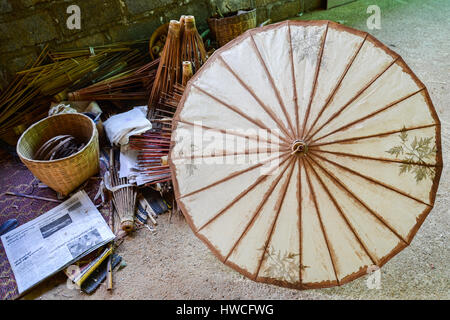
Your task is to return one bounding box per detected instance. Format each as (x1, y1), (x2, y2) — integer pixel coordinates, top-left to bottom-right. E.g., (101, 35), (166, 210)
(168, 20), (443, 290)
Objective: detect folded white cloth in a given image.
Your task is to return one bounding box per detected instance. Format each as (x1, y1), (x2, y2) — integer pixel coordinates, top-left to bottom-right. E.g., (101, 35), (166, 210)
(103, 106), (151, 145)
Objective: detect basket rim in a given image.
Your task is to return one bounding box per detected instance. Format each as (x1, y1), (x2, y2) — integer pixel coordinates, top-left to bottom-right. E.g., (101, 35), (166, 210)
(16, 113), (97, 164)
(208, 8), (256, 22)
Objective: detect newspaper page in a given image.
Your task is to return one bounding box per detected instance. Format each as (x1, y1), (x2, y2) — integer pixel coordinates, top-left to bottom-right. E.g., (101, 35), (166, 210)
(0, 190), (115, 294)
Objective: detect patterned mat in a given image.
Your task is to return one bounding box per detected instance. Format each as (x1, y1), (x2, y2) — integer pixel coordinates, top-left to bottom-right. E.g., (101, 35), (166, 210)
(0, 148), (108, 300)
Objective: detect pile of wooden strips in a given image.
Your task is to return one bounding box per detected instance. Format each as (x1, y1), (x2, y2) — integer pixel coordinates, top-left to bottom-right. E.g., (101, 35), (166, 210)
(68, 58), (159, 102)
(0, 46), (51, 144)
(48, 40), (149, 61)
(0, 40), (152, 144)
(129, 130), (172, 185)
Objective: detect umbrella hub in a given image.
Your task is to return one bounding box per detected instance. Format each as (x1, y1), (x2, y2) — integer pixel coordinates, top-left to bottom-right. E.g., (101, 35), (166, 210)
(291, 140), (308, 156)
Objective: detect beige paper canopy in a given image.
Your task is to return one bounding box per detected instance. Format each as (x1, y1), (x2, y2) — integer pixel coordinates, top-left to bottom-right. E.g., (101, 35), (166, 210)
(169, 20), (442, 289)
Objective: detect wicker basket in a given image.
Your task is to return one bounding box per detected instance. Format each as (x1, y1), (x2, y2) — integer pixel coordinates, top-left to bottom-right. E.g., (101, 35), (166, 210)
(17, 113), (99, 196)
(149, 23), (169, 60)
(207, 8), (257, 47)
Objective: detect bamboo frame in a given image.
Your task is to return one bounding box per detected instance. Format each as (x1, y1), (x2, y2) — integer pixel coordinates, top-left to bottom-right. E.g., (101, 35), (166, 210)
(169, 20), (443, 290)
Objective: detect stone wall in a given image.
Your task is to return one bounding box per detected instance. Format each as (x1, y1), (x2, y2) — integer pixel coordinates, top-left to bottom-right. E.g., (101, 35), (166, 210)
(0, 0), (324, 89)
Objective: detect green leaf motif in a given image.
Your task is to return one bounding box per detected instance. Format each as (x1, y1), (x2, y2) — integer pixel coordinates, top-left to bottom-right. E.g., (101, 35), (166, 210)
(258, 245), (300, 283)
(386, 128), (437, 183)
(400, 127), (408, 142)
(386, 145), (403, 157)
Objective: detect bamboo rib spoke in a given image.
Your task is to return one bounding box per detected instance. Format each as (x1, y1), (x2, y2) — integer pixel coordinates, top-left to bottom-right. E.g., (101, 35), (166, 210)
(300, 21), (329, 139)
(305, 157), (378, 265)
(179, 151), (290, 199)
(312, 149), (440, 168)
(224, 157), (295, 263)
(310, 151), (432, 206)
(297, 158), (303, 285)
(255, 158), (296, 279)
(303, 34), (368, 139)
(310, 88), (424, 144)
(309, 124), (438, 148)
(305, 57), (399, 143)
(303, 156), (340, 285)
(197, 155), (292, 232)
(174, 119), (290, 148)
(287, 21), (300, 139)
(249, 34), (297, 140)
(307, 154), (408, 244)
(217, 56), (294, 142)
(192, 84), (291, 144)
(172, 147), (290, 161)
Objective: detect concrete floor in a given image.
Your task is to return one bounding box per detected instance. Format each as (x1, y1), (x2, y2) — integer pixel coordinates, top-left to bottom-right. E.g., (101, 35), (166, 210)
(30, 0), (449, 300)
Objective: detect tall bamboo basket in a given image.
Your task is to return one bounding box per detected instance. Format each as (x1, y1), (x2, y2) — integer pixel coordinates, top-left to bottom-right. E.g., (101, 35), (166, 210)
(207, 8), (256, 47)
(17, 113), (99, 196)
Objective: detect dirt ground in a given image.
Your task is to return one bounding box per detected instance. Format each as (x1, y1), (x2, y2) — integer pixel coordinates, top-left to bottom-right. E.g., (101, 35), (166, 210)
(28, 0), (449, 300)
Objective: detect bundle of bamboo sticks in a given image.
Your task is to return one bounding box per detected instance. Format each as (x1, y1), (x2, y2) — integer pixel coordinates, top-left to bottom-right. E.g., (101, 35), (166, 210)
(0, 40), (152, 144)
(0, 46), (51, 144)
(68, 58), (159, 102)
(49, 40), (149, 61)
(129, 131), (172, 186)
(109, 147), (137, 233)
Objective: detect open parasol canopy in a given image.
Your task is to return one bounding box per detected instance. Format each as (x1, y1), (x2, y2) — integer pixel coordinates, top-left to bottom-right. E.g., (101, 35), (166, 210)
(169, 20), (442, 289)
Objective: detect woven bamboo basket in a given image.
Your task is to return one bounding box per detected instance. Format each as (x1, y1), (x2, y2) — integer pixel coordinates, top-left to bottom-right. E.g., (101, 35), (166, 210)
(17, 113), (99, 196)
(149, 23), (169, 60)
(207, 8), (256, 47)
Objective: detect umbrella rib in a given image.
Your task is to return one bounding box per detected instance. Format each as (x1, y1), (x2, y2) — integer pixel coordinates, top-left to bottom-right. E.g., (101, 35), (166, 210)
(249, 33), (297, 140)
(178, 151), (290, 199)
(297, 158), (303, 286)
(307, 154), (408, 244)
(224, 157), (294, 263)
(303, 156), (340, 285)
(196, 154), (292, 232)
(173, 119), (289, 148)
(309, 123), (438, 148)
(310, 88), (425, 145)
(217, 56), (294, 141)
(303, 33), (368, 139)
(305, 157), (378, 265)
(192, 83), (291, 144)
(305, 56), (400, 143)
(254, 159), (296, 280)
(172, 147), (290, 161)
(311, 149), (440, 168)
(300, 21), (329, 139)
(311, 151), (432, 206)
(287, 21), (300, 139)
